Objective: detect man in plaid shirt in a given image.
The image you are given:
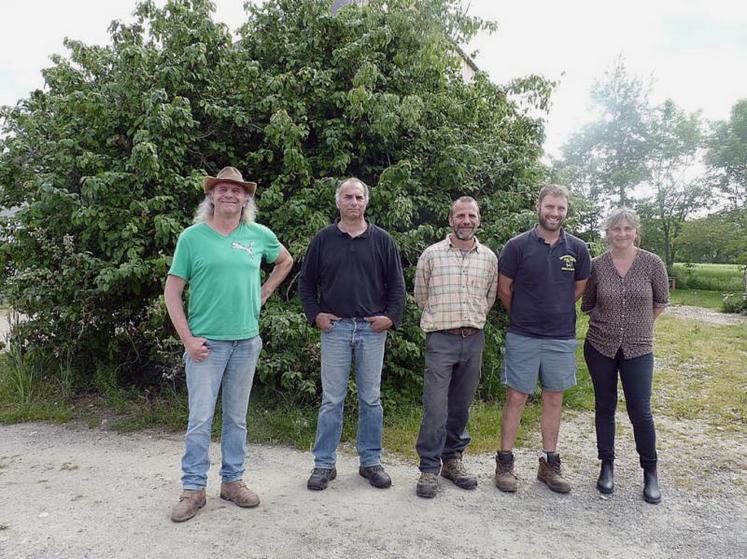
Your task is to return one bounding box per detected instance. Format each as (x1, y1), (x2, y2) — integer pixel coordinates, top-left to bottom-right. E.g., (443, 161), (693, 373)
(413, 196), (498, 498)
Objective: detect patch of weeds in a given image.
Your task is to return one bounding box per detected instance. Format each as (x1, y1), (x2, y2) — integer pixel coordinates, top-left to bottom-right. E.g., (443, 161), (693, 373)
(4, 343), (35, 404)
(106, 388), (189, 432)
(246, 395), (317, 450)
(654, 315), (747, 427)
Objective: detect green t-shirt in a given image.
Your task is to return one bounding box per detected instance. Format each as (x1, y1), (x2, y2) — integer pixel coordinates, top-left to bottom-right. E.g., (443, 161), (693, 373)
(168, 222), (281, 340)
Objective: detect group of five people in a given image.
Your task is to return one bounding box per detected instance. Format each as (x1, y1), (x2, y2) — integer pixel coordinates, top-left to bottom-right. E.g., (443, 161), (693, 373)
(165, 169), (668, 522)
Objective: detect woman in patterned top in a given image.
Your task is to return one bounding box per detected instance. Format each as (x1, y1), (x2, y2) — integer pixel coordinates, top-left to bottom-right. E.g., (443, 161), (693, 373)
(581, 208), (669, 504)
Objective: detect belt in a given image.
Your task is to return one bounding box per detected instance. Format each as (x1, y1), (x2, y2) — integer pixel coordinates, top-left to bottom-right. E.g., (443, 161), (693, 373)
(442, 327), (480, 337)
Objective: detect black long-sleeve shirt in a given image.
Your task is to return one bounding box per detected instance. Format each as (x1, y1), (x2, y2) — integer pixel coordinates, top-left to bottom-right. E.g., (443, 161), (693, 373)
(298, 221), (406, 328)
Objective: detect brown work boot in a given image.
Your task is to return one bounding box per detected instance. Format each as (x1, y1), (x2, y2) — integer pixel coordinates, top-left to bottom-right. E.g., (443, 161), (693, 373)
(441, 457), (478, 490)
(220, 480), (260, 508)
(416, 472), (439, 498)
(494, 451), (518, 492)
(537, 454), (571, 493)
(170, 489), (206, 522)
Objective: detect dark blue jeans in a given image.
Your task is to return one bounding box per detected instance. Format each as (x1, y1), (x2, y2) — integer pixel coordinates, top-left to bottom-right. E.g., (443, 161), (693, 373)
(583, 341), (657, 469)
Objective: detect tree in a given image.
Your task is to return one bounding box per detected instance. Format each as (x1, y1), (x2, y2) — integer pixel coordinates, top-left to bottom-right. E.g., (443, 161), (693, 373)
(558, 55), (650, 208)
(638, 100), (708, 269)
(0, 0), (551, 402)
(675, 210), (747, 264)
(706, 99), (747, 209)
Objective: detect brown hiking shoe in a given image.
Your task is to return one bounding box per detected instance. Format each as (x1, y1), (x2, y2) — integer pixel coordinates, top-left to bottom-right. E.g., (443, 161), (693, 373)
(170, 489), (206, 522)
(441, 458), (477, 490)
(494, 452), (518, 492)
(220, 480), (260, 508)
(537, 456), (571, 493)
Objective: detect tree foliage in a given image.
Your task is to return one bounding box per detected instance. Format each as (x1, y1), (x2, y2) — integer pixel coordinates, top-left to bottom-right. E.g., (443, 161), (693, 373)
(706, 98), (747, 210)
(559, 55), (650, 208)
(674, 210), (747, 265)
(555, 57), (714, 269)
(637, 100), (707, 269)
(0, 0), (550, 403)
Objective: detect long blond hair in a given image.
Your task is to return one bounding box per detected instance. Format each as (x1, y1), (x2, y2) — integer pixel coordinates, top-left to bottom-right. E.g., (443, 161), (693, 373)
(193, 195), (257, 225)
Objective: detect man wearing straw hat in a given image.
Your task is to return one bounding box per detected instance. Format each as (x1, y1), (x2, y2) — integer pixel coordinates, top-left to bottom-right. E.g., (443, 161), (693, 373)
(165, 166), (293, 522)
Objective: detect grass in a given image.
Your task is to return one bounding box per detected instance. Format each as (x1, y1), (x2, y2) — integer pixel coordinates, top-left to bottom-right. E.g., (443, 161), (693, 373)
(672, 262), (745, 292)
(668, 288), (728, 310)
(652, 315), (747, 428)
(1, 306), (744, 455)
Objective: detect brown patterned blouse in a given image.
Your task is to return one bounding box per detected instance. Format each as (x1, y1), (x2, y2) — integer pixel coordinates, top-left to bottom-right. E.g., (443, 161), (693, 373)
(581, 249), (669, 359)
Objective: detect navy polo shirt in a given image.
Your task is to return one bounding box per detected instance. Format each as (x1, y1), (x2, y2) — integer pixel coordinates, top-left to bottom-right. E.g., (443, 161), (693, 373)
(298, 220), (406, 328)
(499, 227), (591, 339)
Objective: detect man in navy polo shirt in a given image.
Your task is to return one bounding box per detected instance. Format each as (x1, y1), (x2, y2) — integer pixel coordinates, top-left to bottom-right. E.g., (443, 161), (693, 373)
(494, 184), (591, 494)
(299, 177), (406, 491)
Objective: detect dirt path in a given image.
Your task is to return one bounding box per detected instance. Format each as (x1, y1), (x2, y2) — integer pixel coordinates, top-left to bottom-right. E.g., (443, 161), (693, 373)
(1, 418), (745, 559)
(666, 304), (747, 326)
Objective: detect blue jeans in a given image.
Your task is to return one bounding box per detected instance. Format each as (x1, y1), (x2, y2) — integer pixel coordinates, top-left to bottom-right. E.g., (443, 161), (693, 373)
(181, 337), (262, 490)
(313, 319), (387, 469)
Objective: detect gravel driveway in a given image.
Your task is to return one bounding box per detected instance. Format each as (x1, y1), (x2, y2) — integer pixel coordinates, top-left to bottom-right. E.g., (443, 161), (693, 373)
(0, 417), (745, 559)
(0, 305), (745, 557)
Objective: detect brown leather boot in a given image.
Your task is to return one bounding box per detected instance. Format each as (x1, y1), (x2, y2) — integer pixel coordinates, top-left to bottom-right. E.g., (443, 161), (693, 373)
(441, 457), (478, 490)
(494, 451), (518, 492)
(537, 455), (571, 493)
(220, 480), (260, 508)
(170, 489), (206, 522)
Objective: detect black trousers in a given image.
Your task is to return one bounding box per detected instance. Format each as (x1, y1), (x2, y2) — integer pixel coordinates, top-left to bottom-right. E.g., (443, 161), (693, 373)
(416, 330), (484, 473)
(583, 341), (658, 469)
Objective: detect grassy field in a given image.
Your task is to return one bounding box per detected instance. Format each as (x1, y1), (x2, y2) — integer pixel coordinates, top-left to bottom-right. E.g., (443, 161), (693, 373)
(672, 262), (745, 292)
(1, 307), (745, 456)
(668, 288), (727, 310)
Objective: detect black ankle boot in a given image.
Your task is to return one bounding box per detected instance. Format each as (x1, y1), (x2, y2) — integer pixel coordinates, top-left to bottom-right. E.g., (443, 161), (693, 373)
(643, 468), (661, 504)
(596, 460), (614, 494)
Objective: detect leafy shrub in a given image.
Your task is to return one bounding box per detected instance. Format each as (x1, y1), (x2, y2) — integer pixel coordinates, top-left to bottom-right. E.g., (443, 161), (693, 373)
(722, 292), (747, 315)
(0, 0), (552, 405)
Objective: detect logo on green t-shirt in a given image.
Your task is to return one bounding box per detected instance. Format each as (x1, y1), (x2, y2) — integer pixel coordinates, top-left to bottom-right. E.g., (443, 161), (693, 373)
(231, 241), (256, 259)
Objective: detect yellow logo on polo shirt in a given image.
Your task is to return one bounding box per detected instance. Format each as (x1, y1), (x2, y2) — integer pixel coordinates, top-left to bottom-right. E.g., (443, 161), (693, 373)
(559, 254), (576, 271)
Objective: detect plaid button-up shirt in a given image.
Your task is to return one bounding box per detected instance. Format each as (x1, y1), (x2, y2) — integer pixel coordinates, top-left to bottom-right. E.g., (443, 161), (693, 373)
(414, 235), (498, 333)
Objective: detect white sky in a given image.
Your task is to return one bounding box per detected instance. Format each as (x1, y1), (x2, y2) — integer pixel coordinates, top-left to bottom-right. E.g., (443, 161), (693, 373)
(1, 0), (746, 158)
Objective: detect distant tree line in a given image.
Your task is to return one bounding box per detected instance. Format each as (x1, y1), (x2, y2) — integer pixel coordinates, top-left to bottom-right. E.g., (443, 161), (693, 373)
(553, 56), (747, 271)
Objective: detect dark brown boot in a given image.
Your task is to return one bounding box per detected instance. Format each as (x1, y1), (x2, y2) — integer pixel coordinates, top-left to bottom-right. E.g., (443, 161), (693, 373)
(494, 451), (518, 492)
(537, 454), (571, 494)
(441, 457), (477, 490)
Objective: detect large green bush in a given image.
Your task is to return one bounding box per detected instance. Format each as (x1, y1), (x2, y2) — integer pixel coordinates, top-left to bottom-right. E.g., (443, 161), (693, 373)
(0, 0), (550, 404)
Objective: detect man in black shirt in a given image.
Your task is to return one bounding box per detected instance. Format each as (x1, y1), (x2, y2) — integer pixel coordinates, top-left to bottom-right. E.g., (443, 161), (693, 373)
(299, 178), (406, 491)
